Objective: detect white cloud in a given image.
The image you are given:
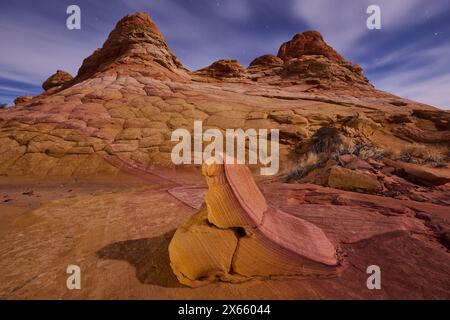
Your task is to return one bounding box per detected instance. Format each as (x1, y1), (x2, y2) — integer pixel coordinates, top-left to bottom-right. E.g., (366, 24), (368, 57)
(291, 0), (446, 55)
(291, 0), (450, 109)
(377, 72), (450, 109)
(0, 84), (34, 93)
(215, 0), (251, 22)
(121, 0), (284, 70)
(367, 41), (450, 109)
(0, 10), (104, 84)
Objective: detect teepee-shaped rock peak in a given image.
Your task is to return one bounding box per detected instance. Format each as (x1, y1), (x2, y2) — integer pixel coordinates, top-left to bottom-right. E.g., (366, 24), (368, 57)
(277, 30), (369, 85)
(104, 12), (165, 44)
(277, 30), (345, 62)
(75, 12), (183, 82)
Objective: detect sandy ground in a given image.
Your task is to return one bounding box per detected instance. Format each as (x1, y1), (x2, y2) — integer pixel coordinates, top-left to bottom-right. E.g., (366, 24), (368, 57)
(0, 173), (449, 300)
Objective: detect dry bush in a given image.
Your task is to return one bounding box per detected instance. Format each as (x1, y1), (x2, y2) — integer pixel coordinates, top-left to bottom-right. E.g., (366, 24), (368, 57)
(301, 151), (320, 167)
(402, 144), (428, 159)
(424, 149), (445, 163)
(385, 143), (447, 166)
(310, 127), (342, 154)
(285, 152), (325, 182)
(381, 146), (400, 159)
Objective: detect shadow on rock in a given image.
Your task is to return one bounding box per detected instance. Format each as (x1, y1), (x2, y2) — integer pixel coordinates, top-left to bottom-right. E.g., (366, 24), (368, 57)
(96, 229), (182, 288)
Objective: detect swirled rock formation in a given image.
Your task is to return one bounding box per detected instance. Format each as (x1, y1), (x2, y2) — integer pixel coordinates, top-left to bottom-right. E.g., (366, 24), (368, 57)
(169, 158), (339, 287)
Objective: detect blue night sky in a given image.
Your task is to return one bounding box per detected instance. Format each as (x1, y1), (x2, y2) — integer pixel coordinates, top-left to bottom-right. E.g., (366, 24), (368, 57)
(0, 0), (449, 108)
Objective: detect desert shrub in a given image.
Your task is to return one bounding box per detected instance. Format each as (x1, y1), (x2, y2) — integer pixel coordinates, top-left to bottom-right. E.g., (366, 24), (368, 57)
(286, 126), (341, 182)
(285, 154), (327, 182)
(403, 144), (428, 159)
(310, 126), (342, 154)
(382, 146), (400, 159)
(424, 150), (444, 163)
(397, 144), (446, 164)
(342, 138), (383, 160)
(400, 151), (413, 163)
(423, 149), (448, 167)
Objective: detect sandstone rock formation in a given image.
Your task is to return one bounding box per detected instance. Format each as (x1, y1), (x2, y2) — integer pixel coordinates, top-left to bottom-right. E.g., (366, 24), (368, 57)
(74, 12), (186, 83)
(249, 54), (283, 68)
(0, 12), (447, 194)
(42, 70), (73, 91)
(383, 158), (450, 186)
(14, 95), (32, 106)
(195, 59), (246, 78)
(169, 159), (338, 287)
(277, 31), (344, 62)
(328, 166), (381, 192)
(0, 11), (449, 299)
